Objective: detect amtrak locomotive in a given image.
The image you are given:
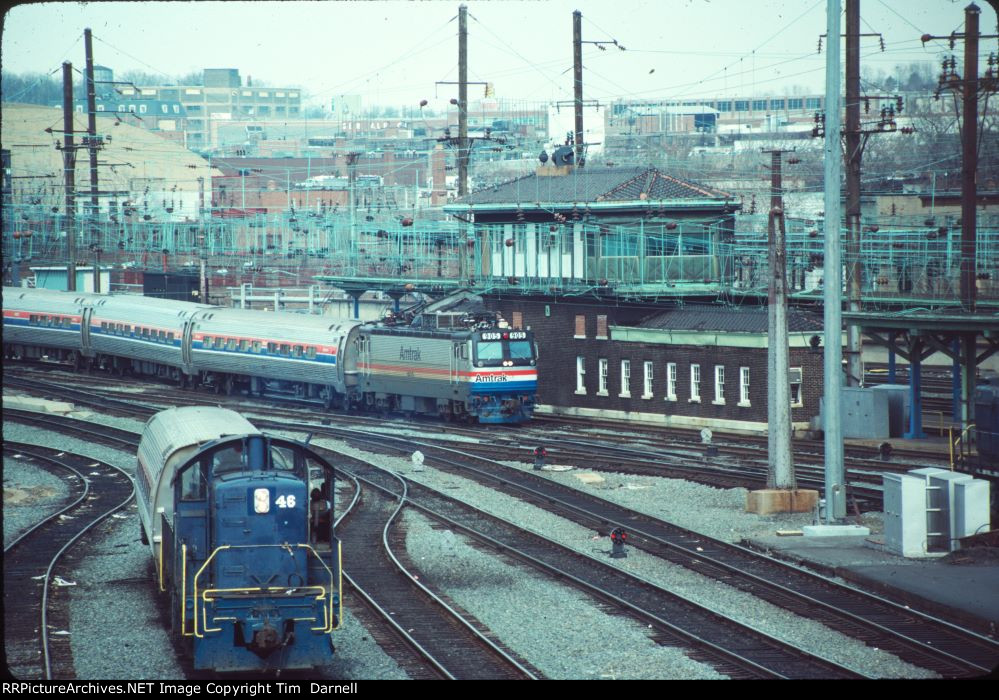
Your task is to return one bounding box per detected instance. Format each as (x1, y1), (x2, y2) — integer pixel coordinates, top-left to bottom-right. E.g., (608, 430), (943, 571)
(2, 286), (538, 423)
(136, 406), (340, 671)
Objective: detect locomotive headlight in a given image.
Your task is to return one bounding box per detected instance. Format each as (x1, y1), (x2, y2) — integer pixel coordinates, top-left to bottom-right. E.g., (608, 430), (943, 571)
(253, 488), (271, 513)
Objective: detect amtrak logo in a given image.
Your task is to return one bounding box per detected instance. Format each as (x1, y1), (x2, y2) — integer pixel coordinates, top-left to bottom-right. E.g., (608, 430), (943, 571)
(400, 346), (422, 361)
(474, 374), (507, 383)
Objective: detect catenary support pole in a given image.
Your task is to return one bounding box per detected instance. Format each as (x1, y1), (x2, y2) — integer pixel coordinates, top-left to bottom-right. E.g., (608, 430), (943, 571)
(823, 0), (846, 523)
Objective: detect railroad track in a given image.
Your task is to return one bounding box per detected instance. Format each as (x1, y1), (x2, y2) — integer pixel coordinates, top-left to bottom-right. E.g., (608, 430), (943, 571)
(292, 424), (999, 679)
(3, 443), (135, 680)
(327, 446), (864, 679)
(319, 464), (538, 679)
(6, 382), (997, 677)
(3, 409), (535, 680)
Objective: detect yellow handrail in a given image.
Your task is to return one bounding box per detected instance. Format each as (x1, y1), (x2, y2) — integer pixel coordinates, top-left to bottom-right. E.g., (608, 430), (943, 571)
(191, 543), (337, 638)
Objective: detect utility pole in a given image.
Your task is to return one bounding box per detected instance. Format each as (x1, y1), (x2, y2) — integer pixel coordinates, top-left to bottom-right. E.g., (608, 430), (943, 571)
(923, 2), (999, 430)
(84, 28), (99, 219)
(822, 0), (846, 523)
(573, 10), (584, 165)
(844, 0), (863, 387)
(62, 61), (77, 292)
(346, 151), (360, 240)
(764, 148), (794, 491)
(458, 3), (469, 196)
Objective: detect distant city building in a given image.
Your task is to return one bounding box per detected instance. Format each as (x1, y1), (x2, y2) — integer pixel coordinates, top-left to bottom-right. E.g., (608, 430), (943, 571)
(121, 69), (303, 151)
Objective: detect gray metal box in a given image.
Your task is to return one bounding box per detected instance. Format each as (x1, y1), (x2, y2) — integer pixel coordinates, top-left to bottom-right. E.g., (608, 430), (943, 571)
(927, 471), (973, 552)
(883, 473), (929, 557)
(953, 479), (991, 543)
(871, 384), (910, 438)
(840, 387), (890, 439)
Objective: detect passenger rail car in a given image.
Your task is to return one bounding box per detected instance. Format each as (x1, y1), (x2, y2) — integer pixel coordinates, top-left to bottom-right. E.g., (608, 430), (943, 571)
(2, 286), (538, 424)
(136, 406), (340, 671)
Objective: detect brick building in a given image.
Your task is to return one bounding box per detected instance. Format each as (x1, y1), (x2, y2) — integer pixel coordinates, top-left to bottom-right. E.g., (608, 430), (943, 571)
(487, 297), (825, 434)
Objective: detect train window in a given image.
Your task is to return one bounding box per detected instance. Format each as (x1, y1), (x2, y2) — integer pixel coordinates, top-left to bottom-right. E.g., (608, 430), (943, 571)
(509, 341), (533, 360)
(168, 332), (175, 342)
(293, 345), (303, 357)
(179, 462), (206, 500)
(213, 444), (245, 475)
(252, 340), (262, 353)
(203, 336), (212, 348)
(475, 341), (503, 362)
(226, 338), (237, 351)
(306, 346), (317, 359)
(142, 328), (150, 338)
(159, 330), (167, 342)
(30, 315), (38, 325)
(279, 344), (291, 356)
(64, 318), (73, 329)
(271, 444), (300, 474)
(239, 339), (249, 351)
(267, 342), (277, 354)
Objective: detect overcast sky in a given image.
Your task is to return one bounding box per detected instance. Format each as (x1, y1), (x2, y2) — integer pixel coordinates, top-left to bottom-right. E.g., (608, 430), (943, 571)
(3, 1), (995, 109)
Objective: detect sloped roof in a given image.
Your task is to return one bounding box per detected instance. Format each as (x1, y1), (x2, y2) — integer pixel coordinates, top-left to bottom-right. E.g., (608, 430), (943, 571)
(637, 305), (824, 334)
(458, 166), (734, 207)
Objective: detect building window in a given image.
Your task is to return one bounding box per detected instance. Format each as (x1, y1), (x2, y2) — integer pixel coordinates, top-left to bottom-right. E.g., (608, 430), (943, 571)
(574, 314), (586, 338)
(576, 356), (586, 394)
(512, 311), (523, 329)
(619, 360), (631, 398)
(690, 364), (701, 402)
(666, 362), (677, 401)
(752, 99), (767, 111)
(735, 100), (749, 111)
(643, 361), (654, 399)
(805, 97), (821, 109)
(717, 101), (731, 112)
(596, 314), (608, 339)
(788, 98), (803, 110)
(771, 99), (785, 110)
(598, 358), (608, 396)
(739, 367), (751, 406)
(713, 365), (725, 404)
(790, 367), (803, 407)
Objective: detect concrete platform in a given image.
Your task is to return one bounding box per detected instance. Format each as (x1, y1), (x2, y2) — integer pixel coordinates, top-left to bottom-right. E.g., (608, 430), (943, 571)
(743, 532), (999, 641)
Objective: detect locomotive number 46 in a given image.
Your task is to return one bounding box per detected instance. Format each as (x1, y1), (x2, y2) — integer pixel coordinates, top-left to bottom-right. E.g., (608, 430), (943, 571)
(253, 488), (297, 513)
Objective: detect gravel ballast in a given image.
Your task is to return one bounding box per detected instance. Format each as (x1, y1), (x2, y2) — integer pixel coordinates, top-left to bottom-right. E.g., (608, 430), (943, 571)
(403, 508), (726, 680)
(292, 432), (937, 679)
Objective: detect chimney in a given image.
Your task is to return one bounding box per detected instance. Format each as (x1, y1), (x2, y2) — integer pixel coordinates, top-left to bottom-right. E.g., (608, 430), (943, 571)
(431, 145), (446, 205)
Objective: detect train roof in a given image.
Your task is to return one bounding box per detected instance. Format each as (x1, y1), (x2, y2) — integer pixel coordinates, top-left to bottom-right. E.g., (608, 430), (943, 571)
(140, 406), (260, 469)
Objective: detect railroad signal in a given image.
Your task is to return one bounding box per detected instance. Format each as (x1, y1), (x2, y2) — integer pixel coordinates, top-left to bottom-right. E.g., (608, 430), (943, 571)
(610, 528), (628, 558)
(533, 446), (547, 470)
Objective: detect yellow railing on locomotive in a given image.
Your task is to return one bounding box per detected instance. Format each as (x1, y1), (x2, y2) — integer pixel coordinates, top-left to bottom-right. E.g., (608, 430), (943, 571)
(185, 543), (341, 638)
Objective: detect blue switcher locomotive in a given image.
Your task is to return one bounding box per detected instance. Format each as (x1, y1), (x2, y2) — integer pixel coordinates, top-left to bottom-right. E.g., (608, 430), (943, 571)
(135, 406), (340, 672)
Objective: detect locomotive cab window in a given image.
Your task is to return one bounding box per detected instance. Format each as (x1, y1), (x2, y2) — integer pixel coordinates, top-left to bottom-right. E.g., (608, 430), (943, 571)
(213, 444), (246, 475)
(179, 461), (207, 500)
(508, 341), (533, 361)
(475, 340), (504, 365)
